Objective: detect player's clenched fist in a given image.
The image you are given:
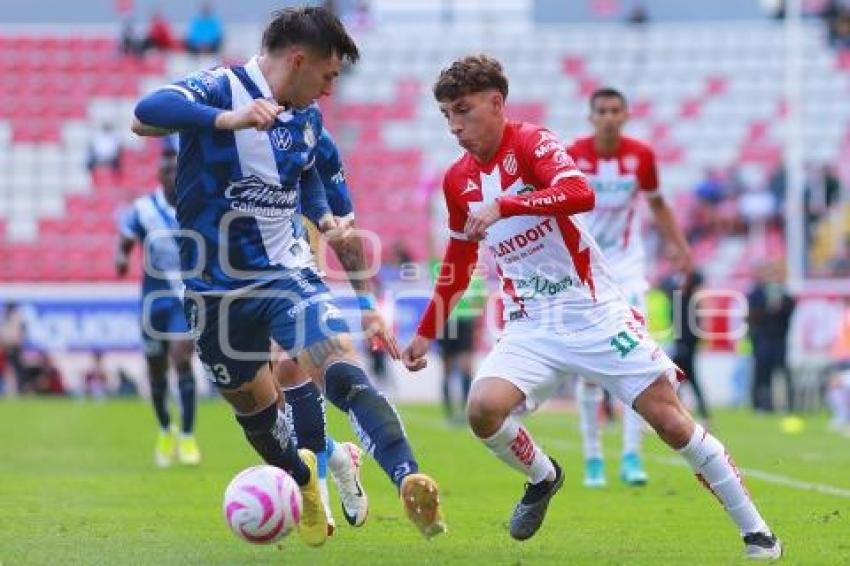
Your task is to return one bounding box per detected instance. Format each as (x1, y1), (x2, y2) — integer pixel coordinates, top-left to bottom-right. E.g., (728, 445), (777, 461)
(215, 98), (285, 131)
(402, 335), (431, 372)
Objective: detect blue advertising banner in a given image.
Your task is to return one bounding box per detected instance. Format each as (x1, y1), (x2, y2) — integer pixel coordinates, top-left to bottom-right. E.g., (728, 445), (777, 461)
(3, 289), (431, 352)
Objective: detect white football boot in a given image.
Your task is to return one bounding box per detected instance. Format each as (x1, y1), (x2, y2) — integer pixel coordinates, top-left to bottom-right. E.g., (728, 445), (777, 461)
(328, 441), (369, 526)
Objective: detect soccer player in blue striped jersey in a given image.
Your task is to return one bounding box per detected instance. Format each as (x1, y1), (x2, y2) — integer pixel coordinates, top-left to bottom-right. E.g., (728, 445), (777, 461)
(116, 137), (201, 469)
(131, 7), (444, 544)
(275, 128), (367, 534)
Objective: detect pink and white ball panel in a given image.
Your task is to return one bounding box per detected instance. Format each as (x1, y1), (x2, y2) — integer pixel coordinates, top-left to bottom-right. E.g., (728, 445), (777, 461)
(222, 465), (302, 544)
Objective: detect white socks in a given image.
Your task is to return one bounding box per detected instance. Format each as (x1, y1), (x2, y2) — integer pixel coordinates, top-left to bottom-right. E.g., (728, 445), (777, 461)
(679, 424), (769, 535)
(481, 417), (555, 484)
(828, 378), (850, 427)
(577, 380), (644, 458)
(622, 405), (645, 456)
(577, 380), (603, 460)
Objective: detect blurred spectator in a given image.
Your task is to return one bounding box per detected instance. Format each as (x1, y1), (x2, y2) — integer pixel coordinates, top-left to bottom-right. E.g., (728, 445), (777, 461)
(804, 164), (841, 238)
(724, 165), (749, 200)
(0, 351), (6, 396)
(694, 168), (726, 206)
(115, 368), (140, 398)
(739, 185), (777, 226)
(120, 18), (147, 56)
(663, 269), (711, 424)
(185, 2), (224, 55)
(730, 337), (755, 408)
(821, 1), (848, 45)
(686, 169), (727, 242)
(87, 123), (123, 173)
(831, 8), (850, 48)
(390, 240), (414, 266)
(828, 234), (850, 275)
(626, 3), (649, 25)
(146, 10), (179, 52)
(828, 305), (850, 435)
(31, 352), (66, 396)
(819, 163), (841, 208)
(747, 262), (796, 412)
(436, 268), (486, 424)
(762, 0), (786, 19)
(766, 164), (787, 207)
(1, 302), (27, 395)
(84, 351), (110, 399)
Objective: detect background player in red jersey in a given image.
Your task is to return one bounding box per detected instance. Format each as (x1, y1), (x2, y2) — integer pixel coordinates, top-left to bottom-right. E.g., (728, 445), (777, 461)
(402, 55), (781, 559)
(567, 88), (693, 488)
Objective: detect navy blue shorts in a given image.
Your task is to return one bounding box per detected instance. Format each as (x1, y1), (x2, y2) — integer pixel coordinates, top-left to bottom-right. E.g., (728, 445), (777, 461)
(185, 269), (350, 389)
(142, 296), (190, 358)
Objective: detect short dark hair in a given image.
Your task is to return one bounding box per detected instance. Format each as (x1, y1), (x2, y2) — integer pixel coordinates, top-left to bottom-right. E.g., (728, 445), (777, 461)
(433, 54), (509, 102)
(590, 87), (628, 109)
(262, 6), (359, 63)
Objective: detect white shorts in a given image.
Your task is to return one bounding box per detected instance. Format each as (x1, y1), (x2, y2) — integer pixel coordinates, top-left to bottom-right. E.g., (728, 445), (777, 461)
(615, 279), (648, 313)
(577, 280), (647, 392)
(475, 307), (679, 412)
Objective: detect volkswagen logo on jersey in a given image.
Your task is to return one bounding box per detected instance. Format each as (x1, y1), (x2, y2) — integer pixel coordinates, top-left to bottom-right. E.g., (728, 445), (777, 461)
(271, 127), (293, 151)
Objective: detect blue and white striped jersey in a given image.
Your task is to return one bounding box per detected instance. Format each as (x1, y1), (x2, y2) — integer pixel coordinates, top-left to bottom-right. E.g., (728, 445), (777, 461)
(157, 56), (330, 293)
(119, 189), (184, 301)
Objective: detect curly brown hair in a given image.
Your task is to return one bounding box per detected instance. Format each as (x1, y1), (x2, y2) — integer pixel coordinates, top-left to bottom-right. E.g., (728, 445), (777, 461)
(433, 54), (509, 102)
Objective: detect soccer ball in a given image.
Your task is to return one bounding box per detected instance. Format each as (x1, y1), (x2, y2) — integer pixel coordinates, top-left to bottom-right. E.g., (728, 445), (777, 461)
(223, 465), (302, 544)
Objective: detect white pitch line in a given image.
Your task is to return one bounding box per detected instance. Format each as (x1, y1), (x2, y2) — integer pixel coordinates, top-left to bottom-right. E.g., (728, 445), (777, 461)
(401, 410), (850, 499)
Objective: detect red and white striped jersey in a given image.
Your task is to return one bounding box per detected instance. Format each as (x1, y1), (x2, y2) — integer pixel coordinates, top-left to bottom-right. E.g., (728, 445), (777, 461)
(567, 135), (659, 287)
(418, 121), (626, 337)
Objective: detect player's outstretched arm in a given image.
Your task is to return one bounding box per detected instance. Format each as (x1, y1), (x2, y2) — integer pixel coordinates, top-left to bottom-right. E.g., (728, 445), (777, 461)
(134, 88), (223, 134)
(130, 117), (175, 138)
(115, 206), (142, 277)
(403, 237), (479, 371)
(647, 193), (694, 272)
(134, 87), (284, 134)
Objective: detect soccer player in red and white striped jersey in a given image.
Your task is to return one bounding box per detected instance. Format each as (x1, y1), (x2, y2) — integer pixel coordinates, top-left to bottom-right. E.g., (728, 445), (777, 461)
(567, 88), (693, 488)
(402, 56), (781, 558)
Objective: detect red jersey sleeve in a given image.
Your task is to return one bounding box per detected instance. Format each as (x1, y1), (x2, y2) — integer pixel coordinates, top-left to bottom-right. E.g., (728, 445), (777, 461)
(416, 170), (480, 339)
(637, 144), (660, 193)
(444, 171), (470, 238)
(497, 126), (595, 217)
(525, 127), (583, 186)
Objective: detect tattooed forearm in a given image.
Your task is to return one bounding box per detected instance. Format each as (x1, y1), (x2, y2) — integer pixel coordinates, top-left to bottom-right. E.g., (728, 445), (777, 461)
(330, 232), (372, 294)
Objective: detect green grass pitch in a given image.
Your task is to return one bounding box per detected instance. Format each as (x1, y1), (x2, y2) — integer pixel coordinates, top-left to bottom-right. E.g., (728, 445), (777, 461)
(1, 399), (848, 564)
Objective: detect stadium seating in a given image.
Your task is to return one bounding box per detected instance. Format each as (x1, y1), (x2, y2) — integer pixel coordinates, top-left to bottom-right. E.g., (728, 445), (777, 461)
(0, 21), (846, 281)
